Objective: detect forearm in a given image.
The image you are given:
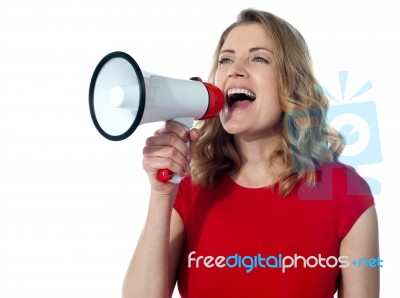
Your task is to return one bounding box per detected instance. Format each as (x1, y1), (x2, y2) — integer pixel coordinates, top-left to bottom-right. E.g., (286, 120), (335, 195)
(122, 193), (174, 298)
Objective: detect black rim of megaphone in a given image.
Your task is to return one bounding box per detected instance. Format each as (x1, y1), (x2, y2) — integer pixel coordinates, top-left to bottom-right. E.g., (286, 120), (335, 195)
(89, 51), (146, 141)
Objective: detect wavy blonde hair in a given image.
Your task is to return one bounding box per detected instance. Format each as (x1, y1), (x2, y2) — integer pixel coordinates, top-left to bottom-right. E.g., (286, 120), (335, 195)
(191, 9), (344, 196)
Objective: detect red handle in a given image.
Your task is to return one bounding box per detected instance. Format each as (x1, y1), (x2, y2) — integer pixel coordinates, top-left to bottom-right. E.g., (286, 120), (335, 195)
(156, 169), (174, 183)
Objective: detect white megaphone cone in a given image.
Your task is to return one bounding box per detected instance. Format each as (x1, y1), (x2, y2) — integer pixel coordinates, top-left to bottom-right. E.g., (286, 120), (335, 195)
(89, 51), (224, 183)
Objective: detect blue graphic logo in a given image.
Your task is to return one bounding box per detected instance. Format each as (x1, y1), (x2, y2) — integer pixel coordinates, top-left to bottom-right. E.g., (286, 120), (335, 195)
(322, 71), (382, 194)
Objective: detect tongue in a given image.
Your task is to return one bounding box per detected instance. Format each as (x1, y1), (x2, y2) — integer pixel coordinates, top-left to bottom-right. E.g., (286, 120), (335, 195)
(231, 100), (253, 109)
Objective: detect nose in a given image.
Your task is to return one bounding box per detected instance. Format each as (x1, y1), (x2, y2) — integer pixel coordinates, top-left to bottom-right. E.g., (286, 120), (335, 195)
(227, 60), (248, 78)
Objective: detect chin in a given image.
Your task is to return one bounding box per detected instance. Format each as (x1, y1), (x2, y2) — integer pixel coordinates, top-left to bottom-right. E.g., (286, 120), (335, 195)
(221, 121), (248, 135)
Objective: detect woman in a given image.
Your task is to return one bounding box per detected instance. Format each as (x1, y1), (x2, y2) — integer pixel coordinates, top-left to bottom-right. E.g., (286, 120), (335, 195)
(122, 9), (380, 298)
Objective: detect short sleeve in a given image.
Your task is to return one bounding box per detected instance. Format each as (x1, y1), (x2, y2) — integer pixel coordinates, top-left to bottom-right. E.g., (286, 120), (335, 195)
(173, 174), (192, 224)
(334, 165), (375, 240)
(173, 183), (185, 220)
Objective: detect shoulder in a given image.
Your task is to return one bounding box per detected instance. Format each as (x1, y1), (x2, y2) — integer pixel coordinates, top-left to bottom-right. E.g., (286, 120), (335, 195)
(177, 174), (206, 194)
(318, 162), (375, 240)
(174, 174), (212, 222)
(317, 162), (372, 197)
(296, 161), (372, 201)
(174, 174), (232, 220)
(178, 174), (230, 193)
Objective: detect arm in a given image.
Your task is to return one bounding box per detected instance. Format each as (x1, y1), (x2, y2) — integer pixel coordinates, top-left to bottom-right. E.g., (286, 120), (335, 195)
(338, 206), (380, 297)
(122, 121), (199, 298)
(168, 209), (186, 295)
(122, 203), (185, 298)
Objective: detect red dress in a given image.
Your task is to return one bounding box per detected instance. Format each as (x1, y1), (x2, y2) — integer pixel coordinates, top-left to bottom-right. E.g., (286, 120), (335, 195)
(173, 163), (375, 298)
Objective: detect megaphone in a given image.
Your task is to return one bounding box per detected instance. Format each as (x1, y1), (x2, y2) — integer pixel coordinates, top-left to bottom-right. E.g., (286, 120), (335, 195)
(89, 51), (224, 183)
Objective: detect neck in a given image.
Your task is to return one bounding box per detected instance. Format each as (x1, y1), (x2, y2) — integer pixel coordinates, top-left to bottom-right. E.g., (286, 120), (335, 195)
(232, 133), (283, 188)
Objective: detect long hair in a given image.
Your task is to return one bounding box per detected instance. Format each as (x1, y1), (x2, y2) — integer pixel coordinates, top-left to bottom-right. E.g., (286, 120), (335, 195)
(191, 9), (345, 196)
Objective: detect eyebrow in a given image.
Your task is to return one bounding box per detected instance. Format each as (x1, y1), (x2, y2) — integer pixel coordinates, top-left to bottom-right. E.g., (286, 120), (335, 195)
(220, 47), (274, 55)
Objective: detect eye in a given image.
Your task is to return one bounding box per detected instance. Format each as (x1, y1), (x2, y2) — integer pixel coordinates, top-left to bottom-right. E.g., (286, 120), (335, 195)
(217, 57), (233, 65)
(253, 56), (270, 63)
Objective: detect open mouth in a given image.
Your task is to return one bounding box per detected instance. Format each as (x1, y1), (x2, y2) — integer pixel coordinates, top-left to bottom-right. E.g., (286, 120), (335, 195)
(226, 89), (256, 108)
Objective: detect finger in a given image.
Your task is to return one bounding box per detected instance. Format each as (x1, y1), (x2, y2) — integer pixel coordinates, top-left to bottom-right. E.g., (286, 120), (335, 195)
(146, 133), (190, 159)
(142, 155), (188, 178)
(154, 120), (190, 142)
(143, 145), (190, 172)
(189, 128), (201, 142)
(188, 128), (201, 160)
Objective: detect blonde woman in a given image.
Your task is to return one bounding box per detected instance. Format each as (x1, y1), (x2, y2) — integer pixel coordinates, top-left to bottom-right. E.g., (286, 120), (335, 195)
(123, 9), (379, 298)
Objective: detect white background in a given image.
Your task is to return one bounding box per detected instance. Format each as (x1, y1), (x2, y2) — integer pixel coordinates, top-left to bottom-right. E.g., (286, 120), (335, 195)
(0, 0), (399, 297)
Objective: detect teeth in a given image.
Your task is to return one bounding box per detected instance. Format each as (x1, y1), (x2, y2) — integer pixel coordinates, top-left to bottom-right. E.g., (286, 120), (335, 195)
(227, 88), (256, 99)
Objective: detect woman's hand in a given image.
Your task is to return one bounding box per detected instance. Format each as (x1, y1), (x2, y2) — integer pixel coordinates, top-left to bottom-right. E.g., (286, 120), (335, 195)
(142, 120), (200, 197)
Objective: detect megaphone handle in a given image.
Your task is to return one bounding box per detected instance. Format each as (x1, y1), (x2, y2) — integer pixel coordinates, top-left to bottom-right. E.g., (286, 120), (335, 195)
(156, 117), (195, 184)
